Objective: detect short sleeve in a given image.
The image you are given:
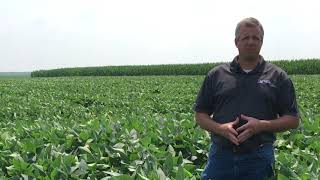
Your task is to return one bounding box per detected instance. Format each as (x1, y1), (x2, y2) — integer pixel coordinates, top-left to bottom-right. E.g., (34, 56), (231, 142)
(276, 78), (299, 117)
(193, 74), (215, 115)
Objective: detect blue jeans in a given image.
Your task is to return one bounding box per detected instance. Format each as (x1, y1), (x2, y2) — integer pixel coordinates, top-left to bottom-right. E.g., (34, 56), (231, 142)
(201, 143), (275, 180)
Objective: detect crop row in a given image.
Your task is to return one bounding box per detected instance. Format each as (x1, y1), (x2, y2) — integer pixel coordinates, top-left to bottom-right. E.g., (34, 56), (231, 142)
(31, 59), (320, 77)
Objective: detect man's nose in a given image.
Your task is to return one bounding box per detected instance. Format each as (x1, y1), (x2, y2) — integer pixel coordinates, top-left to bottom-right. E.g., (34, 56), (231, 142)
(248, 37), (255, 45)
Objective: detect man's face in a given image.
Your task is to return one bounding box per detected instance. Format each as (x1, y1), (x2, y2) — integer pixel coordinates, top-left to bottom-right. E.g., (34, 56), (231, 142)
(235, 25), (263, 61)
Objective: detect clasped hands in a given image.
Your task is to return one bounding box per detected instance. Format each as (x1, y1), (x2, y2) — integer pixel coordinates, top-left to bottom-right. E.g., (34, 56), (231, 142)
(217, 114), (262, 146)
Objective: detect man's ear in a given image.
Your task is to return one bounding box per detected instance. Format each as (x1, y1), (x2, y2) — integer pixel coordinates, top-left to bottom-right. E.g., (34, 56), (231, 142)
(234, 38), (238, 47)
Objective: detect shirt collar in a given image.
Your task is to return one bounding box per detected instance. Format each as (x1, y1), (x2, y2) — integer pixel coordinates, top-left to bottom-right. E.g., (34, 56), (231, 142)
(230, 55), (265, 74)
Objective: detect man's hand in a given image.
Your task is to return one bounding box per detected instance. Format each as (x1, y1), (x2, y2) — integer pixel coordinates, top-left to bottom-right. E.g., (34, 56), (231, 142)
(195, 112), (242, 145)
(196, 112), (299, 145)
(217, 117), (240, 145)
(236, 114), (262, 143)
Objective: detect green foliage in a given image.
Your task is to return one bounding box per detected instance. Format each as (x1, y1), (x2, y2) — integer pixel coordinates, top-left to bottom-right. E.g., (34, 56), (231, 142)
(0, 75), (319, 179)
(274, 60), (320, 75)
(31, 63), (219, 77)
(31, 59), (320, 77)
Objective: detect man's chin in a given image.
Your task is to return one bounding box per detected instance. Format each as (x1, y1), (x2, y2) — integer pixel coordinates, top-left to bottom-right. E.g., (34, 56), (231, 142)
(243, 54), (259, 62)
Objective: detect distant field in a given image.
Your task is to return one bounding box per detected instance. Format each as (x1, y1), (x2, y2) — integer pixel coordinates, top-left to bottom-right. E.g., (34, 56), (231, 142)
(31, 59), (320, 77)
(0, 72), (31, 77)
(0, 75), (319, 179)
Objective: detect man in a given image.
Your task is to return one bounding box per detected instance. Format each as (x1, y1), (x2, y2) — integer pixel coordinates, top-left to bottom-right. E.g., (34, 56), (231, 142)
(194, 17), (299, 180)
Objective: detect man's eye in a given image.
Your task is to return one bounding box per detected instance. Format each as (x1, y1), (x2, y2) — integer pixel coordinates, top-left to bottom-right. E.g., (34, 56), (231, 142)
(242, 37), (249, 40)
(253, 37), (261, 41)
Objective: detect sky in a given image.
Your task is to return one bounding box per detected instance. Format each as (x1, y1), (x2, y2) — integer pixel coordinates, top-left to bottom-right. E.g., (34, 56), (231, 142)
(1, 0), (319, 72)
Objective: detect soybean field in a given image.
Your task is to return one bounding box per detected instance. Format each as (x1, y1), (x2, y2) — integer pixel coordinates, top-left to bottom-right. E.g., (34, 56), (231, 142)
(0, 75), (319, 179)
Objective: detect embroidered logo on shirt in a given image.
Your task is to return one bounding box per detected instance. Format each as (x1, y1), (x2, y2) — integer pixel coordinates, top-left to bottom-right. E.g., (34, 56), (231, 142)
(258, 79), (271, 84)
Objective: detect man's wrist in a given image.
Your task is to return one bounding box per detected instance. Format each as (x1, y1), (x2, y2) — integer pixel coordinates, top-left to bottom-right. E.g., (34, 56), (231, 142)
(212, 121), (223, 136)
(259, 119), (275, 132)
(257, 120), (267, 133)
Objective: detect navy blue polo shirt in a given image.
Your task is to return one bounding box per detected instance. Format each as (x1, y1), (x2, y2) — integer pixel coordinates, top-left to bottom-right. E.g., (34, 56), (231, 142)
(194, 56), (299, 145)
